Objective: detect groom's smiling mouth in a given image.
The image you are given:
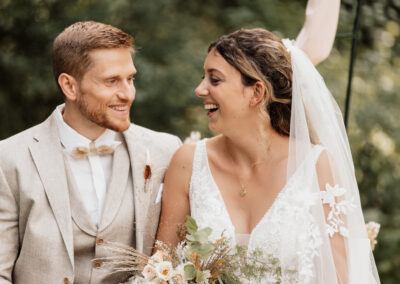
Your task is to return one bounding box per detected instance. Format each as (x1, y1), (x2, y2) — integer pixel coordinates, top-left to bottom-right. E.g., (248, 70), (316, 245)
(109, 104), (130, 113)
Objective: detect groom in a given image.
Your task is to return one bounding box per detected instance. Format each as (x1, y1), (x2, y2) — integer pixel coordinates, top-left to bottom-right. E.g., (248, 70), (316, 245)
(0, 21), (181, 283)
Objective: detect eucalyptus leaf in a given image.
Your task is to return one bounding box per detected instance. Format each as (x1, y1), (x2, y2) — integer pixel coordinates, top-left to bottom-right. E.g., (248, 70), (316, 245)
(192, 243), (214, 259)
(184, 264), (196, 280)
(186, 234), (196, 241)
(194, 227), (212, 242)
(185, 216), (198, 234)
(196, 269), (206, 282)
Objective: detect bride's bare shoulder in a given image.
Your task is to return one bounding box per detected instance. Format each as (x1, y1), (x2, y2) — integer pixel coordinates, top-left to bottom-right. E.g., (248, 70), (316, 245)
(169, 142), (197, 170)
(162, 142), (198, 197)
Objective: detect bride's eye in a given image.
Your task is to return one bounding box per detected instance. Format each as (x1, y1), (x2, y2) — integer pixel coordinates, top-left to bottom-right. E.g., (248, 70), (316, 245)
(210, 77), (220, 84)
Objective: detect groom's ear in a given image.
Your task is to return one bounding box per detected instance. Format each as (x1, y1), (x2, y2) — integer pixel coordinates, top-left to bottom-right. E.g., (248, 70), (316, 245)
(58, 73), (78, 101)
(249, 81), (265, 107)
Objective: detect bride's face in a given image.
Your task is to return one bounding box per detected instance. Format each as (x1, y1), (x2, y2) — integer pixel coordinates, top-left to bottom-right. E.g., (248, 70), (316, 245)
(195, 49), (254, 133)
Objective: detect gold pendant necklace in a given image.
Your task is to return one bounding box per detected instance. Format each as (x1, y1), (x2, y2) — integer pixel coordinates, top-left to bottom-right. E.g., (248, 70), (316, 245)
(239, 184), (247, 197)
(227, 147), (266, 198)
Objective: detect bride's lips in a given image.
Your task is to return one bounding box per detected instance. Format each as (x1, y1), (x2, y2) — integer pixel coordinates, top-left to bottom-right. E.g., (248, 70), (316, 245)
(204, 103), (219, 118)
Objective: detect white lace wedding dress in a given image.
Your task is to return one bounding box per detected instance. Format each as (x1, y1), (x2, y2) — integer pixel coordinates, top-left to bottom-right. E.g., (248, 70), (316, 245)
(189, 139), (353, 284)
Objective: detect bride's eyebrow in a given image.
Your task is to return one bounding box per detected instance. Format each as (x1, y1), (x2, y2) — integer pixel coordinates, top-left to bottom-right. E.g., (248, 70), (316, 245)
(206, 68), (224, 77)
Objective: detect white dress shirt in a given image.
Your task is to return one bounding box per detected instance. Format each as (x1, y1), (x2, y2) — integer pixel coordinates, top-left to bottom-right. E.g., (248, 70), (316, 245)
(55, 104), (122, 227)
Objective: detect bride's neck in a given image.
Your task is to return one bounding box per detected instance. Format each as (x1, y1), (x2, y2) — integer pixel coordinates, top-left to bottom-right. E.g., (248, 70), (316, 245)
(222, 124), (282, 167)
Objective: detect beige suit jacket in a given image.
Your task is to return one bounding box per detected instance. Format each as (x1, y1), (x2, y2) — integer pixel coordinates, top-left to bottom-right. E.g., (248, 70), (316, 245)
(0, 110), (181, 283)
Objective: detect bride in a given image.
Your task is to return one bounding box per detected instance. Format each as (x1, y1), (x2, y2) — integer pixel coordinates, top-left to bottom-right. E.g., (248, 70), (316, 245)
(155, 1), (380, 283)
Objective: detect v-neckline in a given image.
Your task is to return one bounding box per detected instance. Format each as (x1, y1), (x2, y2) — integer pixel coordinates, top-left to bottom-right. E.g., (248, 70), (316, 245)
(203, 140), (299, 239)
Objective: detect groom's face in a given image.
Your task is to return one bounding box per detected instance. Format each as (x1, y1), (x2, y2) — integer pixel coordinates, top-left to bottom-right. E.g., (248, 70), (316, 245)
(75, 47), (136, 132)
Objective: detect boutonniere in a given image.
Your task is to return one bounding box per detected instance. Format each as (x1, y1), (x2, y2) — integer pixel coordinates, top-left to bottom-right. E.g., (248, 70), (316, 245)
(144, 149), (152, 193)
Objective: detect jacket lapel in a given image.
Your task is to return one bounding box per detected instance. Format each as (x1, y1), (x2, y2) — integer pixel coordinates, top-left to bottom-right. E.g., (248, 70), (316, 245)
(123, 125), (151, 253)
(28, 111), (74, 266)
(99, 141), (130, 232)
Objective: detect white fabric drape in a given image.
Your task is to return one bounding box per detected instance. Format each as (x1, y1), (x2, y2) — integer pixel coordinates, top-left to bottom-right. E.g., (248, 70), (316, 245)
(283, 39), (380, 284)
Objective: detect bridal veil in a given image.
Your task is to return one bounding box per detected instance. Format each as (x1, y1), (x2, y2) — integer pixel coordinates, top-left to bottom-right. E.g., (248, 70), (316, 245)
(281, 39), (380, 284)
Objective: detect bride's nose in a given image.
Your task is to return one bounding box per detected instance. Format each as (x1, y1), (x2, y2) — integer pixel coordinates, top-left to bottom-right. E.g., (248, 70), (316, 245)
(195, 79), (208, 98)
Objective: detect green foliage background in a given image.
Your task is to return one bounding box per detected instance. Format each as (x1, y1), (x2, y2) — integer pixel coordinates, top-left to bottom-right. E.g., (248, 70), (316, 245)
(0, 0), (399, 282)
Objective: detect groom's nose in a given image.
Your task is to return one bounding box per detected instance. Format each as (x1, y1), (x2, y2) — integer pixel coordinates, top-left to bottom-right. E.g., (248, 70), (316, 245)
(117, 80), (136, 102)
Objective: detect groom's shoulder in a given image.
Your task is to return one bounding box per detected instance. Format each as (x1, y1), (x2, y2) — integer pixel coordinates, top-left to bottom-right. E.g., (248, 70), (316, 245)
(126, 123), (182, 150)
(0, 123), (44, 169)
(0, 123), (43, 151)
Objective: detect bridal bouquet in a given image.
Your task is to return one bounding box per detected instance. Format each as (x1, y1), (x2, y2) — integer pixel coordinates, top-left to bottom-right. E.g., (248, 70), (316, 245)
(98, 217), (273, 283)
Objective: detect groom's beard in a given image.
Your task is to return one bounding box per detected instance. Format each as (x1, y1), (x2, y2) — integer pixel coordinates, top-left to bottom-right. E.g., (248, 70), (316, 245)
(76, 92), (132, 133)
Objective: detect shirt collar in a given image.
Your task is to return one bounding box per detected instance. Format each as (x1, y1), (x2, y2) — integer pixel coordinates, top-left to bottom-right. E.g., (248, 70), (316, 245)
(55, 104), (122, 151)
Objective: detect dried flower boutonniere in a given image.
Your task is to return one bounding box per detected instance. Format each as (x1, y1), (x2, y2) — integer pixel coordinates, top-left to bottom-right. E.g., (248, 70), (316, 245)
(144, 150), (151, 193)
(366, 221), (381, 251)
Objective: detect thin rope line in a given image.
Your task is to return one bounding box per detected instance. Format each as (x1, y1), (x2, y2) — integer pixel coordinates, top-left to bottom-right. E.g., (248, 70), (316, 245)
(344, 0), (363, 129)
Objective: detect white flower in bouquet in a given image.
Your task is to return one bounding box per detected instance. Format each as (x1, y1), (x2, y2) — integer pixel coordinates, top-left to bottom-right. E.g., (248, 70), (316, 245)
(155, 261), (174, 281)
(167, 263), (184, 284)
(174, 263), (185, 276)
(174, 242), (186, 263)
(171, 272), (184, 284)
(197, 269), (211, 284)
(142, 264), (156, 280)
(150, 250), (165, 264)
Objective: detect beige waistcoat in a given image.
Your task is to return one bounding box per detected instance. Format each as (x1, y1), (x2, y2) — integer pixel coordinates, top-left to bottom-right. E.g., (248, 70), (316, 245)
(65, 141), (135, 284)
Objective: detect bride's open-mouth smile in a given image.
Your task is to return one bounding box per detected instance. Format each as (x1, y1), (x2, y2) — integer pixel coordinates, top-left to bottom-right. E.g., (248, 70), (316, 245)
(204, 103), (219, 118)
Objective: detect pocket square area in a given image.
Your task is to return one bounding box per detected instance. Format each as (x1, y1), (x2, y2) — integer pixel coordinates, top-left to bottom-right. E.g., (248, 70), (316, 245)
(154, 183), (164, 204)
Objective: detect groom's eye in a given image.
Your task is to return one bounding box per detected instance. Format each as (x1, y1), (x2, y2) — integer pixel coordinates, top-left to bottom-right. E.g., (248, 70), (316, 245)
(106, 79), (117, 84)
(104, 77), (120, 87)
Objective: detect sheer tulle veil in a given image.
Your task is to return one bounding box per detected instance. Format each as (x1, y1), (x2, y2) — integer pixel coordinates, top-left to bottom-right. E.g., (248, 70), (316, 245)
(282, 39), (380, 283)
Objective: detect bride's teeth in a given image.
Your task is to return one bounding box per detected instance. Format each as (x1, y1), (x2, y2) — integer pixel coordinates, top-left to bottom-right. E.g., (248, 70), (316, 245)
(204, 104), (219, 110)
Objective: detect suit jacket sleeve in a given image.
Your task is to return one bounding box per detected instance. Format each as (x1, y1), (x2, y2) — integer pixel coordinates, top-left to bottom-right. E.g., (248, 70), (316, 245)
(0, 166), (18, 283)
(175, 136), (183, 148)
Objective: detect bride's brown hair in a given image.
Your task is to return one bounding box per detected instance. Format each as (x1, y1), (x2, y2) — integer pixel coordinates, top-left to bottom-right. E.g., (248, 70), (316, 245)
(208, 28), (292, 136)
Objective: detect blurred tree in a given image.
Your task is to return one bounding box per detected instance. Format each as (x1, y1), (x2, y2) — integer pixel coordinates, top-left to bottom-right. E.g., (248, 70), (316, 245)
(0, 0), (398, 282)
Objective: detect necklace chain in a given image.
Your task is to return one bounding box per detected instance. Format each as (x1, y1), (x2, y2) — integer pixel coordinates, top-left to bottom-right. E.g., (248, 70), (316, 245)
(229, 154), (265, 198)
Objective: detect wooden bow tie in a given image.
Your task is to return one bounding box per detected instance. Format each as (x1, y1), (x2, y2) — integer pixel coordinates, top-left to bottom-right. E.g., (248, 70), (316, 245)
(71, 142), (115, 159)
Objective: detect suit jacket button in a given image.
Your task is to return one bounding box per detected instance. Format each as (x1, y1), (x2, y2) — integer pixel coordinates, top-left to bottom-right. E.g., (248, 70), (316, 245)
(97, 238), (104, 245)
(93, 261), (102, 269)
(63, 277), (69, 284)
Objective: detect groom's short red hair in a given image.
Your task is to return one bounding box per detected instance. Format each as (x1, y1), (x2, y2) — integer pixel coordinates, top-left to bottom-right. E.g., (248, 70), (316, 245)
(52, 21), (134, 85)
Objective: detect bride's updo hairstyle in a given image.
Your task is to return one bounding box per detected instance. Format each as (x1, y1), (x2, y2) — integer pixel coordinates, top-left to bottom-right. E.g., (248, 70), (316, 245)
(208, 28), (292, 136)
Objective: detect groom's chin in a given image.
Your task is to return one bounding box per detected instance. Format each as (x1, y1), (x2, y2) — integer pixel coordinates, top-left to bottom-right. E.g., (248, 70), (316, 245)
(110, 121), (131, 133)
(101, 118), (131, 133)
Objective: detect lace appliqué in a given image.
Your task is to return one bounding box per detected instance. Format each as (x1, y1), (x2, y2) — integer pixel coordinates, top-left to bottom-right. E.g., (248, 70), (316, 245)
(320, 184), (356, 237)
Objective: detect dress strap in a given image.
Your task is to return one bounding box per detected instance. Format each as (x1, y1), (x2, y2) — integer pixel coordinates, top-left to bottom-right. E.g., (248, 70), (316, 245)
(312, 144), (325, 164)
(189, 139), (207, 193)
